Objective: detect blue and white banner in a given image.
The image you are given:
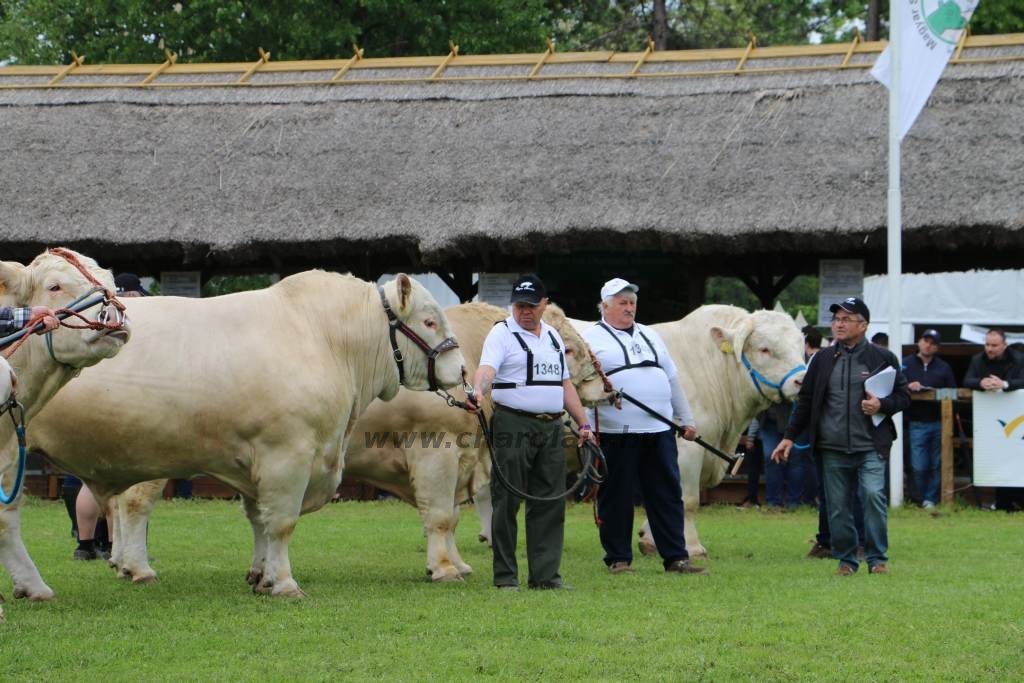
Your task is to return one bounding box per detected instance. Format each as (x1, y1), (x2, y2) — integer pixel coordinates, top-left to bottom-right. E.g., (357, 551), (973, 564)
(973, 390), (1024, 486)
(871, 0), (980, 139)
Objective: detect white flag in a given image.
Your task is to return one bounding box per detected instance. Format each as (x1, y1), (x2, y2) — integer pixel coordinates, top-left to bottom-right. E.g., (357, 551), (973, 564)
(871, 0), (979, 139)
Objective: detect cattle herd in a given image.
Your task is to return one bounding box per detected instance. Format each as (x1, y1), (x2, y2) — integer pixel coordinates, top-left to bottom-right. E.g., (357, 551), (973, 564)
(0, 248), (806, 621)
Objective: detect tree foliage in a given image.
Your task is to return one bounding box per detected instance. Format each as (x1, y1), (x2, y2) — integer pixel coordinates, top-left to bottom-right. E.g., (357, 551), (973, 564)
(0, 0), (550, 65)
(2, 0), (1020, 66)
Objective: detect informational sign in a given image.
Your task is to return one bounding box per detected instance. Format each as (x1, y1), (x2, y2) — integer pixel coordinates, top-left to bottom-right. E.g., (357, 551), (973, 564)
(817, 259), (864, 326)
(972, 390), (1024, 486)
(160, 271), (201, 298)
(476, 273), (518, 306)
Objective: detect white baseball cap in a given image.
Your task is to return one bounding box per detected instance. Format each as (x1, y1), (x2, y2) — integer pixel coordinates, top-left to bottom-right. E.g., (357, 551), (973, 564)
(600, 277), (639, 300)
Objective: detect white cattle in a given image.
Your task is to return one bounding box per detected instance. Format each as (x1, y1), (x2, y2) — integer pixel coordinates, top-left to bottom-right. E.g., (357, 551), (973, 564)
(25, 272), (465, 596)
(641, 305), (804, 557)
(0, 249), (130, 616)
(102, 302), (610, 584)
(477, 305), (805, 559)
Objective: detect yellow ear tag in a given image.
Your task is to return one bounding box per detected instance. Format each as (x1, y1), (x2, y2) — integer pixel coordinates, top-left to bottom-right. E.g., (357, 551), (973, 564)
(720, 341), (733, 354)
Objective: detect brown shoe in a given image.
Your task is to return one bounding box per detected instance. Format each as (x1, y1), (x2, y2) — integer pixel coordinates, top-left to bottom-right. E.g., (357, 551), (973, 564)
(608, 562), (635, 574)
(835, 564), (856, 576)
(806, 543), (832, 559)
(869, 563), (890, 574)
(665, 559), (709, 575)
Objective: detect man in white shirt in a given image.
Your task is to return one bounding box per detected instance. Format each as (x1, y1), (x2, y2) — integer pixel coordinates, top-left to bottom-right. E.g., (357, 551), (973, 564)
(471, 274), (594, 591)
(583, 277), (707, 575)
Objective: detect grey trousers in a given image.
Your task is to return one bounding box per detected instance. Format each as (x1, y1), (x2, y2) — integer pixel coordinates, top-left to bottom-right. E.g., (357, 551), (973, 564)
(489, 409), (567, 587)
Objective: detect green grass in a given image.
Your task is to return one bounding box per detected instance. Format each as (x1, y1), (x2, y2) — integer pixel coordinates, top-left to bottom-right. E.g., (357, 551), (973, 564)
(2, 497), (1023, 681)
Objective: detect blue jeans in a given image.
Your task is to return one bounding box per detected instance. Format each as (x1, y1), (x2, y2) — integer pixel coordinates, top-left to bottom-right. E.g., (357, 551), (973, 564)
(822, 449), (888, 571)
(909, 421), (942, 505)
(761, 422), (805, 508)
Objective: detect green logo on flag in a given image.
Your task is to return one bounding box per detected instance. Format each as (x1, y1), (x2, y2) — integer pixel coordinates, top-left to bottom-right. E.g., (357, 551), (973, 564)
(922, 0), (976, 45)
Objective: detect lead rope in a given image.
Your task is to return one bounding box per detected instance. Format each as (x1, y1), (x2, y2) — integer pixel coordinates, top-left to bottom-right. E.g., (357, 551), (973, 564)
(0, 397), (27, 504)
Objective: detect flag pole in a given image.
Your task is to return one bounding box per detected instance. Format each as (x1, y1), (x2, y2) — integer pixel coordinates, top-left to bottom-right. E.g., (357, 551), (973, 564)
(887, 3), (905, 507)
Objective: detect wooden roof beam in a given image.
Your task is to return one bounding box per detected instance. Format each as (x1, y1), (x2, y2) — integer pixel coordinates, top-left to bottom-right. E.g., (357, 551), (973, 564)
(47, 51), (85, 86)
(237, 47), (270, 84)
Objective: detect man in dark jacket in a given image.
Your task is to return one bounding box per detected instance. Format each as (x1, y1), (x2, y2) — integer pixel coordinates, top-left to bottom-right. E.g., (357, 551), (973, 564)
(772, 297), (911, 575)
(964, 328), (1024, 511)
(902, 329), (957, 508)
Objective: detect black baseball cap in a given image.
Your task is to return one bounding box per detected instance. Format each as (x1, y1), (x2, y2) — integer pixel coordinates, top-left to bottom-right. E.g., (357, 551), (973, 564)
(510, 274), (547, 305)
(114, 273), (150, 296)
(829, 296), (870, 323)
(921, 328), (942, 344)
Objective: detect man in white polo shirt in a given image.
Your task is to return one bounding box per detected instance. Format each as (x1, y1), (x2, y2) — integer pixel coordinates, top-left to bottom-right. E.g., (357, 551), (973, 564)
(583, 277), (707, 575)
(471, 274), (595, 591)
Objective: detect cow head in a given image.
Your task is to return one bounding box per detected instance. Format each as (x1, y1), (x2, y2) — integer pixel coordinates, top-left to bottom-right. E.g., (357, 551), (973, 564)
(379, 274), (466, 396)
(0, 249), (131, 371)
(542, 304), (613, 406)
(710, 310), (805, 402)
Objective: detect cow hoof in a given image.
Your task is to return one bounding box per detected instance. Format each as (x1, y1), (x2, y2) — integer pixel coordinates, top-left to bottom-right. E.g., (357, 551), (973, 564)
(271, 581), (306, 597)
(246, 569), (263, 586)
(131, 573), (159, 585)
(456, 563), (473, 577)
(12, 586), (55, 601)
(687, 547), (709, 560)
(431, 571), (464, 583)
(477, 534), (491, 546)
(637, 539), (658, 556)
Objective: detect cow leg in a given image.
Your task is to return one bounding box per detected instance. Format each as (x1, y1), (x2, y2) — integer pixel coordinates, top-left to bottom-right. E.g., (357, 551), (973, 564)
(241, 496), (268, 588)
(111, 481), (162, 584)
(474, 485), (493, 547)
(411, 454), (467, 582)
(679, 447), (709, 558)
(0, 504), (55, 601)
(444, 504), (473, 577)
(246, 476), (306, 597)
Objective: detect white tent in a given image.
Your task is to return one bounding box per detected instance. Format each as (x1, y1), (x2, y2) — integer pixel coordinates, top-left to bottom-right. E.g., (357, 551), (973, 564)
(864, 269), (1024, 345)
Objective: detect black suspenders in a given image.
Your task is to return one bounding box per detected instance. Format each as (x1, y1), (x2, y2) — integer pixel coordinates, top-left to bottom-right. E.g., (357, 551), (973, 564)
(597, 321), (660, 376)
(492, 321), (565, 389)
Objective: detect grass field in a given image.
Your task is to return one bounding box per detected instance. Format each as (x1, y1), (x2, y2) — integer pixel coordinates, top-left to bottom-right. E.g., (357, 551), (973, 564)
(1, 496), (1022, 681)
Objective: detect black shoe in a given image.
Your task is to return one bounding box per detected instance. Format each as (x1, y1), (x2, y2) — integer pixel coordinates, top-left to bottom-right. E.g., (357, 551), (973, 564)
(72, 548), (97, 561)
(665, 559), (709, 575)
(528, 580), (574, 590)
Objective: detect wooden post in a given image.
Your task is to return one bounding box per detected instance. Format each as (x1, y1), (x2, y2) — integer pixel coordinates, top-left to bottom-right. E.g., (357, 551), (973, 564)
(941, 397), (954, 505)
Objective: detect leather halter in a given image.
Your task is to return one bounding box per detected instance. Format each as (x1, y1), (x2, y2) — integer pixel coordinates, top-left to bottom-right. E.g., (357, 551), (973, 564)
(378, 286), (460, 392)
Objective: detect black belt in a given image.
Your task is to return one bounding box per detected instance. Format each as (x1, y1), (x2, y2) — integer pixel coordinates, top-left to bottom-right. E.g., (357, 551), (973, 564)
(493, 403), (564, 422)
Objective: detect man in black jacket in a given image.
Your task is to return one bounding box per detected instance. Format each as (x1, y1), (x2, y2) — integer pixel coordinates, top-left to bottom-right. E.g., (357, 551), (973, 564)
(964, 328), (1024, 511)
(772, 297), (911, 575)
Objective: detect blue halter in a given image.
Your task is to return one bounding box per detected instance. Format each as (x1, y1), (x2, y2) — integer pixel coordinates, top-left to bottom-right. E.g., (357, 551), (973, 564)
(741, 353), (805, 402)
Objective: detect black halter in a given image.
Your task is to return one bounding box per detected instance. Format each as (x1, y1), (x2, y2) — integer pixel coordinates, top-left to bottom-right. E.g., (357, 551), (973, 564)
(378, 286), (460, 392)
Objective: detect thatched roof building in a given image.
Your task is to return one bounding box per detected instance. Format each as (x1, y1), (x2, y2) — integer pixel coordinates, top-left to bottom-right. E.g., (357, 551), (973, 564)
(2, 35), (1022, 314)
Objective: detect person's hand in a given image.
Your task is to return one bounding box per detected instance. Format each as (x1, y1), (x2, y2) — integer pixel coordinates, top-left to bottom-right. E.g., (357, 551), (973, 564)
(29, 306), (59, 333)
(908, 381), (924, 392)
(861, 391), (881, 416)
(771, 438), (793, 463)
(577, 423), (596, 447)
(464, 391), (482, 414)
(980, 375), (1005, 392)
(741, 435), (754, 450)
(680, 425), (697, 441)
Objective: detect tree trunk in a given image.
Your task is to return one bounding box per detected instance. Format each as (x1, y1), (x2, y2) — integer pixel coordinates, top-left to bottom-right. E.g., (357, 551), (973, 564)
(652, 0), (669, 50)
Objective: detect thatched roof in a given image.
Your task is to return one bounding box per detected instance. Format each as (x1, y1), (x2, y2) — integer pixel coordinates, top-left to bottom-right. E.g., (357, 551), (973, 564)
(1, 36), (1023, 279)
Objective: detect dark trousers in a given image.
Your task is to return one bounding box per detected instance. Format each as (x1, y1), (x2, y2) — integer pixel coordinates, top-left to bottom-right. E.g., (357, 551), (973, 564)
(744, 439), (763, 504)
(597, 430), (688, 568)
(489, 410), (566, 588)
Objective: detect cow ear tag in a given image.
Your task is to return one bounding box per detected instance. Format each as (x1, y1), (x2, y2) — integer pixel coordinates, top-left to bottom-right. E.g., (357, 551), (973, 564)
(720, 341), (733, 354)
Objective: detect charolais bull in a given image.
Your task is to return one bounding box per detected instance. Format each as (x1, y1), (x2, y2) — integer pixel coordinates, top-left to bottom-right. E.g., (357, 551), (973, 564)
(25, 272), (464, 596)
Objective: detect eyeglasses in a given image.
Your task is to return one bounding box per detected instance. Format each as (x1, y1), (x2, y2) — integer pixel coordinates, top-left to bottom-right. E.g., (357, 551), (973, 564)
(831, 316), (864, 325)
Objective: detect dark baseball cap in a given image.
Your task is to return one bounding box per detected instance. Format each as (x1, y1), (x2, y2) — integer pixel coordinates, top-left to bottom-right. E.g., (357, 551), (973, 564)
(921, 328), (942, 344)
(510, 274), (547, 305)
(829, 296), (870, 323)
(114, 273), (150, 296)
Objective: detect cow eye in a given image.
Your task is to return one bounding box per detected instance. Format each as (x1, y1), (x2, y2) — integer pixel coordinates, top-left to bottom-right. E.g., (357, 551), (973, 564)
(424, 318), (437, 329)
(48, 283), (61, 292)
(565, 348), (575, 356)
